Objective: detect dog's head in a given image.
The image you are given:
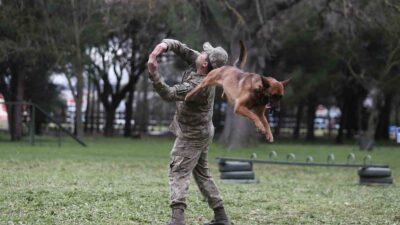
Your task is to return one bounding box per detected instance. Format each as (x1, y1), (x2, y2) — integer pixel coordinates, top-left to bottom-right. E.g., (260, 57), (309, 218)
(261, 77), (290, 109)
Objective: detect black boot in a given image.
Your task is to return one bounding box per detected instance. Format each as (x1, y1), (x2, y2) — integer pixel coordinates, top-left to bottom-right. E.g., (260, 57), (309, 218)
(166, 206), (185, 225)
(204, 207), (231, 225)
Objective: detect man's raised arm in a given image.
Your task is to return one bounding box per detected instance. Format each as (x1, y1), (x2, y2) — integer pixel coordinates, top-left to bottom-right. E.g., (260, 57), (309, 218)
(162, 39), (200, 67)
(147, 40), (199, 102)
(147, 70), (198, 102)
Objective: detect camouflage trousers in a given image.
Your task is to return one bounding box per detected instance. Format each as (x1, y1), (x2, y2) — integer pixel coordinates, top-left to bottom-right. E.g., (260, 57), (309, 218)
(169, 137), (223, 209)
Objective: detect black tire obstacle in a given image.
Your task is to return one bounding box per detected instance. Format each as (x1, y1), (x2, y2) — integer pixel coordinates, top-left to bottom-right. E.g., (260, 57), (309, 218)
(216, 152), (394, 185)
(219, 161), (253, 172)
(359, 177), (393, 184)
(220, 171), (255, 180)
(218, 161), (256, 183)
(358, 167), (392, 177)
(358, 167), (393, 184)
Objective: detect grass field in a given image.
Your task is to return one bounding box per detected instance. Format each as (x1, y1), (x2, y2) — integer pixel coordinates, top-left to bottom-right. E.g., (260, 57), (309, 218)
(0, 137), (399, 225)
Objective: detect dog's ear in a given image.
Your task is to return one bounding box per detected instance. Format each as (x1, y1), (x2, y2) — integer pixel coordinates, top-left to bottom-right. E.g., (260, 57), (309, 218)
(281, 78), (291, 87)
(261, 76), (271, 88)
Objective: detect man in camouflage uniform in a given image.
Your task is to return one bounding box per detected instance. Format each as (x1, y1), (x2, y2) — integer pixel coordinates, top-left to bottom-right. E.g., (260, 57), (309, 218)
(147, 39), (231, 225)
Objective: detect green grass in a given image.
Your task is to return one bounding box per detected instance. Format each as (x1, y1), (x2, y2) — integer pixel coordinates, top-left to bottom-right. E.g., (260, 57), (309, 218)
(0, 137), (399, 225)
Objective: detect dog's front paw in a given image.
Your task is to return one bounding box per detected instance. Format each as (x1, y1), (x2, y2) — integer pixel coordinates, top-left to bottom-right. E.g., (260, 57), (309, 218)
(255, 122), (266, 135)
(266, 132), (274, 142)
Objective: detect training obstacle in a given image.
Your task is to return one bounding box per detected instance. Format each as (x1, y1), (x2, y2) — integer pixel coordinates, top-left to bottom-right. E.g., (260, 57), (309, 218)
(216, 152), (394, 185)
(218, 161), (256, 183)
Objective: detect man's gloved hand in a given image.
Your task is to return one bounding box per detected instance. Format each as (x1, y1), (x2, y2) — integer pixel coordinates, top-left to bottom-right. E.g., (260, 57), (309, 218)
(147, 42), (168, 75)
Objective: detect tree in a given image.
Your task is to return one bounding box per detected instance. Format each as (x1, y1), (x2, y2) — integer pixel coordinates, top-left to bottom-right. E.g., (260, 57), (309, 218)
(184, 0), (260, 148)
(40, 0), (104, 139)
(0, 0), (58, 140)
(201, 0), (335, 147)
(89, 0), (169, 136)
(329, 0), (400, 148)
(89, 37), (134, 136)
(24, 60), (64, 135)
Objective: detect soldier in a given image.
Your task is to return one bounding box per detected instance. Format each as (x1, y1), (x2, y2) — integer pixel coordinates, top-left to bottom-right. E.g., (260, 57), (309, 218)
(147, 39), (231, 225)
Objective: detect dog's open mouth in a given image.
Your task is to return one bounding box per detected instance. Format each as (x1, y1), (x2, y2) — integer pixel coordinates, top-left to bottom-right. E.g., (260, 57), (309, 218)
(266, 94), (282, 110)
(266, 101), (281, 111)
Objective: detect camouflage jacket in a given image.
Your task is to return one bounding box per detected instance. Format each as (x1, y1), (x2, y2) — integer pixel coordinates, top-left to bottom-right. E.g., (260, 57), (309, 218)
(149, 39), (215, 142)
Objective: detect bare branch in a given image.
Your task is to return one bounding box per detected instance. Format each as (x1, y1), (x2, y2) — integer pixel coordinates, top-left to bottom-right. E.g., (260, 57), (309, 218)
(221, 0), (246, 26)
(254, 0), (264, 25)
(65, 70), (77, 99)
(383, 40), (400, 76)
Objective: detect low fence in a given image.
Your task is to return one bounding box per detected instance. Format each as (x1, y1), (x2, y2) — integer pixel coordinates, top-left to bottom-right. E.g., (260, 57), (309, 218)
(0, 101), (342, 139)
(0, 101), (86, 146)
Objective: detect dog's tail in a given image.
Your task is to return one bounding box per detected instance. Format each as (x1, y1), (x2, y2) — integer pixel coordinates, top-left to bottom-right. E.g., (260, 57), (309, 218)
(233, 40), (247, 69)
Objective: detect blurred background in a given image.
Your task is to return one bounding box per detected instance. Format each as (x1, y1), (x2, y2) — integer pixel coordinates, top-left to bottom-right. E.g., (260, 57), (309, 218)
(1, 0), (399, 149)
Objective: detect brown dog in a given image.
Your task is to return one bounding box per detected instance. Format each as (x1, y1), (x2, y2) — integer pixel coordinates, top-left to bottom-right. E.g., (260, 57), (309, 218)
(185, 41), (289, 142)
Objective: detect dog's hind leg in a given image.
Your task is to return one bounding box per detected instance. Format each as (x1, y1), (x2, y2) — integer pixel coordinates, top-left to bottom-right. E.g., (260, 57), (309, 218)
(253, 106), (273, 142)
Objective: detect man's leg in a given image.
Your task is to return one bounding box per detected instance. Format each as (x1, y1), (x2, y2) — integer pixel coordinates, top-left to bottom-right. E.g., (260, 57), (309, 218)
(192, 148), (231, 225)
(192, 149), (223, 208)
(168, 138), (202, 225)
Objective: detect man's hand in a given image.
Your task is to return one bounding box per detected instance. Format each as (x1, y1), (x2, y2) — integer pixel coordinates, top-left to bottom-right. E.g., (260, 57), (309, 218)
(147, 55), (157, 75)
(151, 42), (168, 57)
(147, 43), (168, 75)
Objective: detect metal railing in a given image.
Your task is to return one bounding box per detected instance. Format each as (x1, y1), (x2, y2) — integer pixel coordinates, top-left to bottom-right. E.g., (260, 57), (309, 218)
(0, 101), (86, 147)
(216, 151), (389, 168)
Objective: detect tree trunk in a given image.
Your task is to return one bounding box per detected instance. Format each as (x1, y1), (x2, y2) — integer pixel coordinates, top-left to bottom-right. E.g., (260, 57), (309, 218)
(138, 76), (148, 135)
(366, 93), (381, 140)
(74, 69), (84, 139)
(293, 102), (303, 139)
(96, 94), (101, 133)
(375, 93), (393, 140)
(124, 86), (135, 137)
(345, 116), (353, 140)
(336, 87), (349, 144)
(218, 105), (259, 149)
(7, 72), (24, 141)
(346, 96), (360, 140)
(336, 101), (346, 144)
(124, 41), (138, 138)
(71, 0), (84, 139)
(359, 87), (383, 150)
(189, 0), (261, 148)
(306, 96), (316, 141)
(217, 22), (265, 148)
(89, 82), (96, 134)
(84, 74), (92, 133)
(104, 106), (116, 136)
(361, 107), (379, 150)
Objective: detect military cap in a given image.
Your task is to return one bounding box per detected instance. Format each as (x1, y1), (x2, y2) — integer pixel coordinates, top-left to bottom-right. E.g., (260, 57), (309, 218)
(203, 42), (228, 69)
